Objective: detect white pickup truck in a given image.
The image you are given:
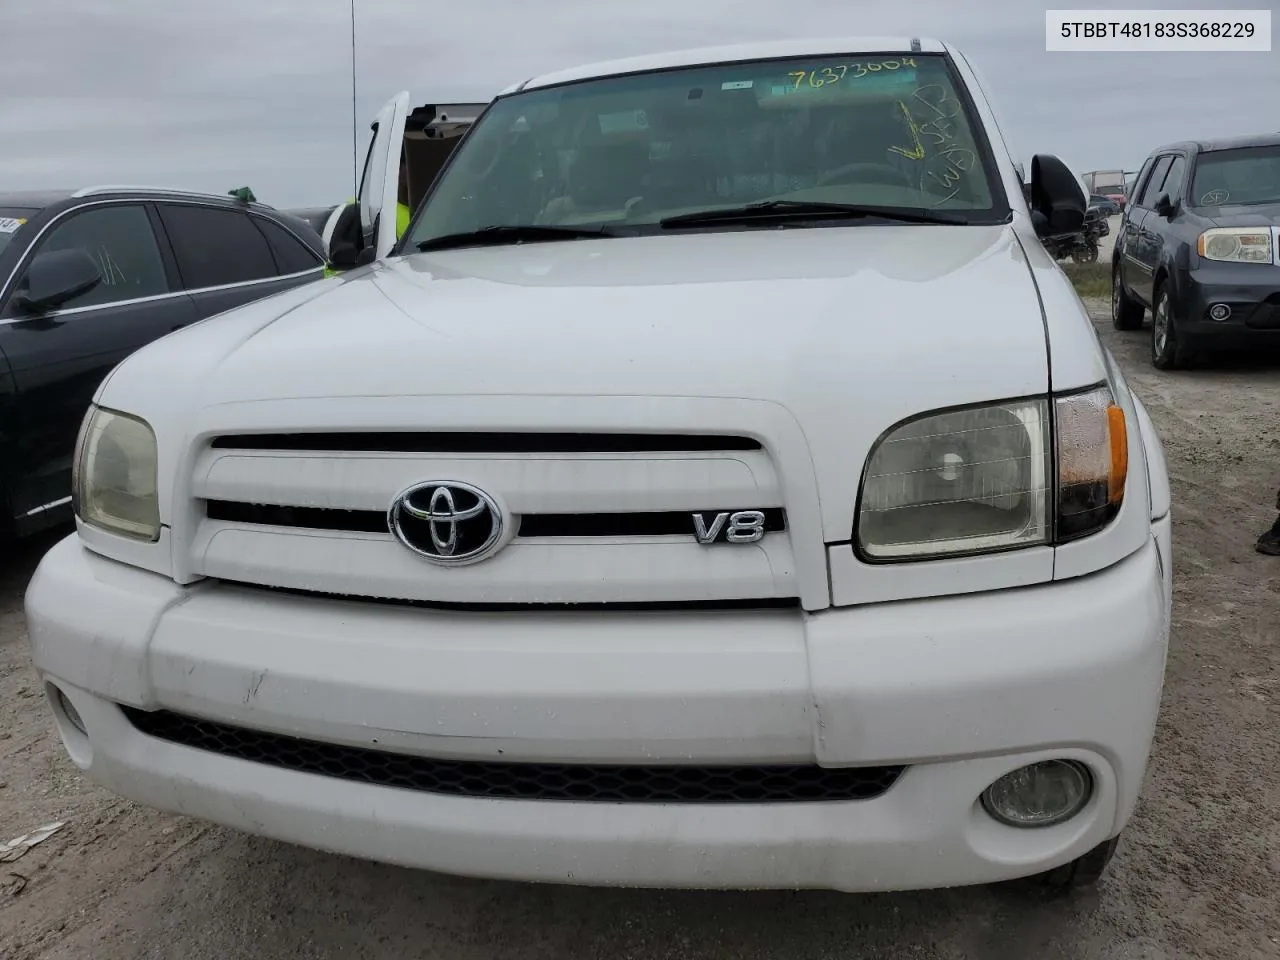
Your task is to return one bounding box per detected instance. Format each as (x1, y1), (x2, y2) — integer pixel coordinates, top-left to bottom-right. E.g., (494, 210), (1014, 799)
(26, 36), (1173, 895)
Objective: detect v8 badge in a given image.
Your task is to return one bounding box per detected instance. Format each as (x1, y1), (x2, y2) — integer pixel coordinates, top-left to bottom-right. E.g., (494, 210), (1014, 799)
(692, 510), (767, 544)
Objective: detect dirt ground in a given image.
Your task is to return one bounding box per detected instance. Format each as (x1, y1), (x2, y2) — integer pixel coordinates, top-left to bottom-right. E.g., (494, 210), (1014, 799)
(1, 300), (1278, 960)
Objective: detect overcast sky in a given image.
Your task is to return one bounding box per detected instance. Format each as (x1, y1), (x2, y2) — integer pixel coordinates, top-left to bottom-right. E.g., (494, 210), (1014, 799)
(1, 0), (1275, 208)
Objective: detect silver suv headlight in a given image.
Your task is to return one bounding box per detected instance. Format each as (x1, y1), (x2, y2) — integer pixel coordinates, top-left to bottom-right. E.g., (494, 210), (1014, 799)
(857, 386), (1127, 561)
(72, 405), (161, 542)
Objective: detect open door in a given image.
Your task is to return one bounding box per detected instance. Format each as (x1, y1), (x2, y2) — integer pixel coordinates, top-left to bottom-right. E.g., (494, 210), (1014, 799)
(326, 94), (485, 272)
(357, 90), (410, 262)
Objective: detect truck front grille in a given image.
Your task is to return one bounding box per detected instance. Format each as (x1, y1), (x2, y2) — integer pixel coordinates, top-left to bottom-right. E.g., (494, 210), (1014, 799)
(187, 428), (802, 605)
(123, 707), (904, 804)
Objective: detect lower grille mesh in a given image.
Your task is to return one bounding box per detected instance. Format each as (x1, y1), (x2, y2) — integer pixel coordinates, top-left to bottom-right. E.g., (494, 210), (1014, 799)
(122, 708), (905, 804)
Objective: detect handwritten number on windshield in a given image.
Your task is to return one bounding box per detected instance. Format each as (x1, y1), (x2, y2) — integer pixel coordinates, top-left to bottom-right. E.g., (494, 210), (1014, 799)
(786, 57), (917, 91)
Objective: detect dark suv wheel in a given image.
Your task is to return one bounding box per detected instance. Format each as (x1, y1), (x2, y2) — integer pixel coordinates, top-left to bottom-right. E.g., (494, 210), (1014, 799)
(1112, 264), (1144, 330)
(1151, 283), (1197, 370)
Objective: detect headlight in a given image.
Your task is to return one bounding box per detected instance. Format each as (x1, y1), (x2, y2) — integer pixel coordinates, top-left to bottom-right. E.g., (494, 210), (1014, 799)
(72, 405), (161, 541)
(857, 386), (1127, 560)
(1197, 228), (1273, 264)
(858, 399), (1052, 560)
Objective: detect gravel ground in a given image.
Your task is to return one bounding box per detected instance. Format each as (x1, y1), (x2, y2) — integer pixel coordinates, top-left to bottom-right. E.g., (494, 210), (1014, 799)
(2, 299), (1278, 960)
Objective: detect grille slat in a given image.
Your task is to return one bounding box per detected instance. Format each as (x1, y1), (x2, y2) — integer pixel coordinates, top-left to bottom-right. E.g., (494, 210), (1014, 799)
(209, 432), (762, 453)
(207, 501), (389, 533)
(205, 500), (786, 539)
(123, 708), (904, 804)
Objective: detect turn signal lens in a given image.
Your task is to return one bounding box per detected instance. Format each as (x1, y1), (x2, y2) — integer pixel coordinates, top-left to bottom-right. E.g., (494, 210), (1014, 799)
(1055, 386), (1127, 541)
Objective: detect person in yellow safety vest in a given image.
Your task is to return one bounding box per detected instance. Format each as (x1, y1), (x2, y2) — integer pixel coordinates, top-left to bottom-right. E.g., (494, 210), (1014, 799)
(322, 151), (411, 277)
(395, 147), (413, 238)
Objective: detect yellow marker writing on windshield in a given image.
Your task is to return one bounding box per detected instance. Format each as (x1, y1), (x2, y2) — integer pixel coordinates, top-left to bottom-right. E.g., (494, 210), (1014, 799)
(887, 101), (926, 160)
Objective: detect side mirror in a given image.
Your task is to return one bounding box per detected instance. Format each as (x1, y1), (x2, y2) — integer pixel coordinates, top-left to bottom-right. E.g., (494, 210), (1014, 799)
(323, 202), (363, 270)
(327, 243), (361, 271)
(1028, 154), (1086, 239)
(15, 249), (102, 313)
(1154, 193), (1176, 218)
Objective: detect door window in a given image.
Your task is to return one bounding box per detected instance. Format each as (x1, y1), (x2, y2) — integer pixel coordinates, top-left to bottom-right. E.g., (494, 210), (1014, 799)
(1137, 157), (1173, 209)
(19, 204), (169, 310)
(1161, 156), (1188, 204)
(253, 217), (324, 274)
(1128, 159), (1155, 208)
(158, 204), (277, 289)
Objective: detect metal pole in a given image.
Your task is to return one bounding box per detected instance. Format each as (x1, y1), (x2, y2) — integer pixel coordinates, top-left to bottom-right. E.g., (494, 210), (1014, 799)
(350, 0), (358, 198)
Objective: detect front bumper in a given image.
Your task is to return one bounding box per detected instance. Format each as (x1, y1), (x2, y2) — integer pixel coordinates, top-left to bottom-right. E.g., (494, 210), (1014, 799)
(1181, 261), (1280, 343)
(26, 531), (1171, 892)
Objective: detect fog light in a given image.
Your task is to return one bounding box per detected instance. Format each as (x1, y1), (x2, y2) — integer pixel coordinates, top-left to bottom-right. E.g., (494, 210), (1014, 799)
(980, 760), (1092, 828)
(48, 683), (87, 736)
(1209, 303), (1231, 321)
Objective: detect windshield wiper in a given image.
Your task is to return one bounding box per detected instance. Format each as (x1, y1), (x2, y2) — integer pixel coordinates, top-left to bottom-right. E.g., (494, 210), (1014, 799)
(415, 224), (620, 252)
(659, 200), (972, 229)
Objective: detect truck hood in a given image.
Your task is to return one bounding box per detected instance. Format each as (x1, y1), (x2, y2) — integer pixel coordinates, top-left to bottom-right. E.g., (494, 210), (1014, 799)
(103, 223), (1060, 540)
(189, 224), (1049, 405)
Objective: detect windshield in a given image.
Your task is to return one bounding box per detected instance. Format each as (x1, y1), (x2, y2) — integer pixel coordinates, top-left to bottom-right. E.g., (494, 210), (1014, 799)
(1191, 145), (1280, 207)
(0, 207), (37, 257)
(407, 52), (1008, 248)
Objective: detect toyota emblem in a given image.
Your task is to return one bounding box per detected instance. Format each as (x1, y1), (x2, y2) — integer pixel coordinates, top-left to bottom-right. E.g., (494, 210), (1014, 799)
(388, 481), (505, 565)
